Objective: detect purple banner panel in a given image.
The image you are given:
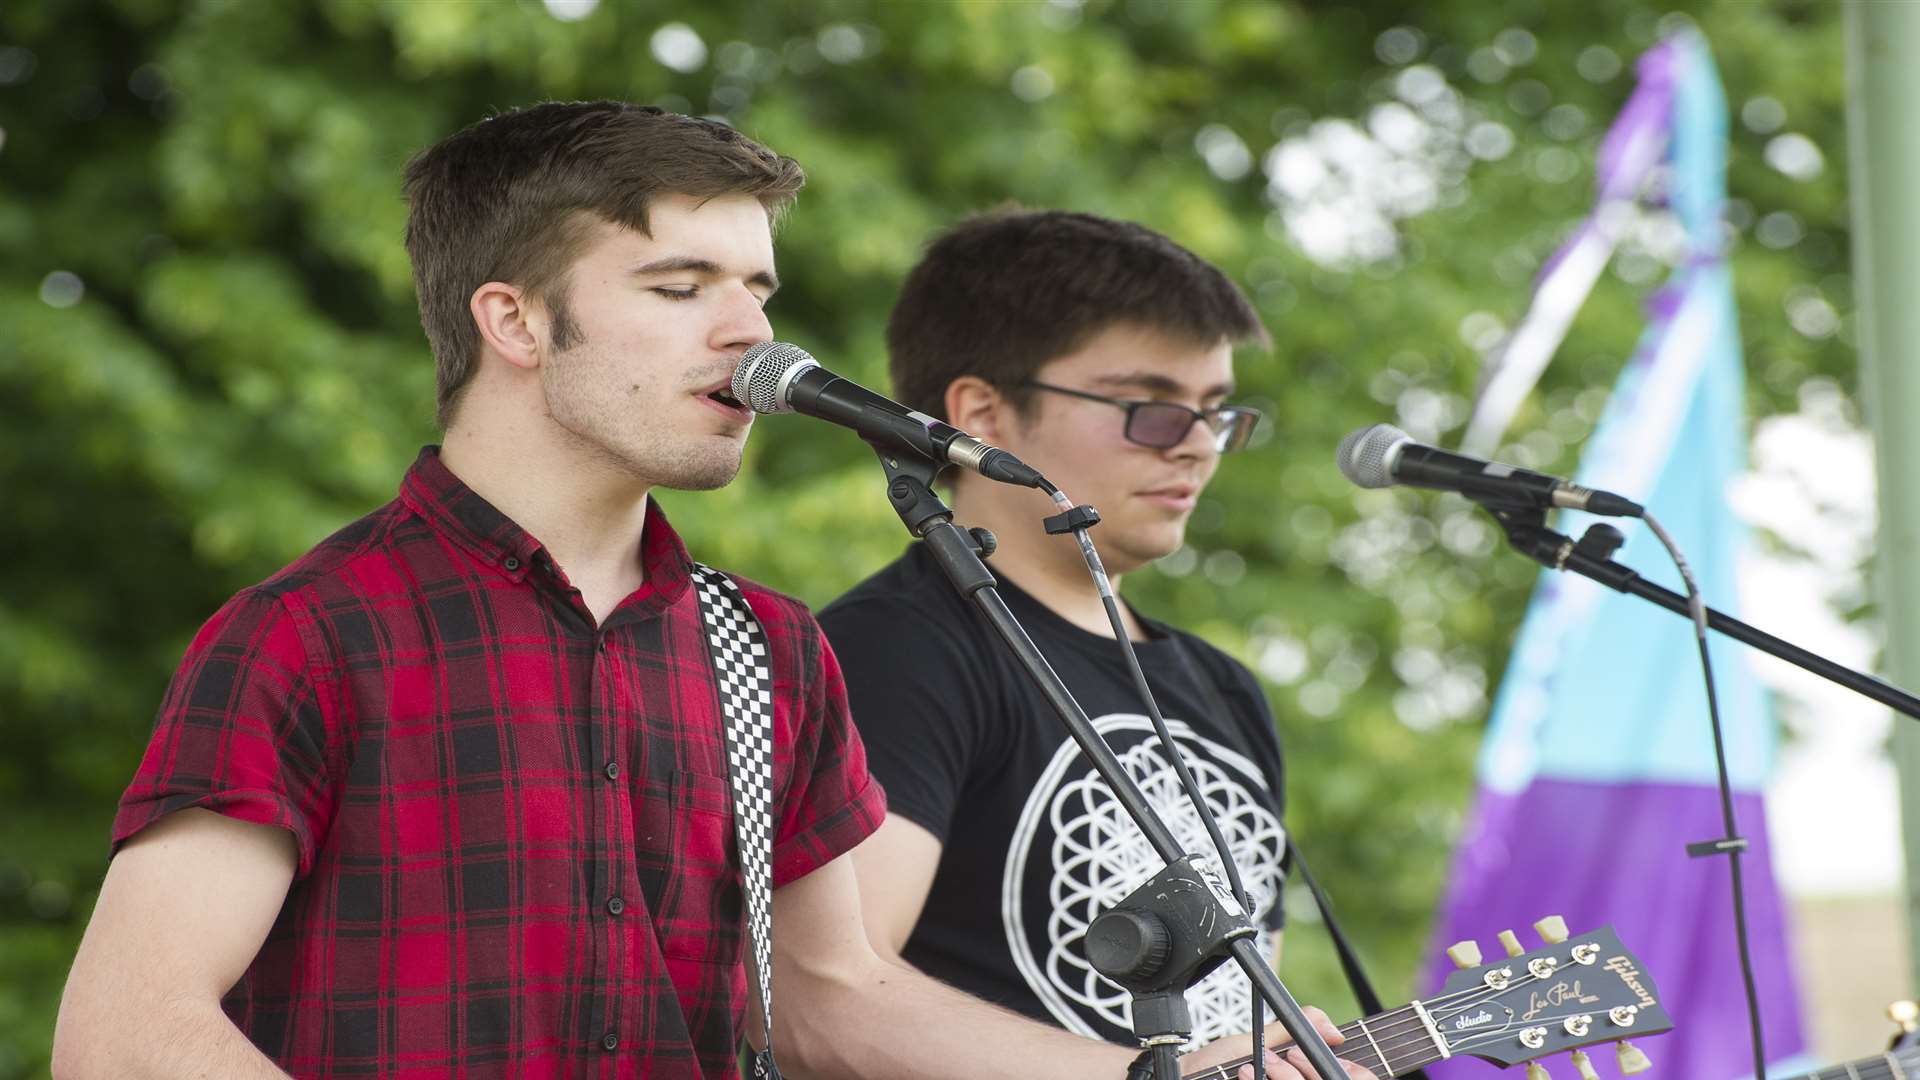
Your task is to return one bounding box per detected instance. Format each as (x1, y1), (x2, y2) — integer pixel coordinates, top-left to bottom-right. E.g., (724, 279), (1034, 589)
(1422, 778), (1806, 1080)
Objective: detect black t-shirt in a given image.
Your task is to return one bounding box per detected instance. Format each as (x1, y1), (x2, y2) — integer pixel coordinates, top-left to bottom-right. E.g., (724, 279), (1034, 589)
(819, 543), (1287, 1047)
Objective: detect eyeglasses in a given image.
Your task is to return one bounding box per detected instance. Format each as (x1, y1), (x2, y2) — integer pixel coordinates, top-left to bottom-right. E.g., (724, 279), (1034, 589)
(1019, 381), (1262, 454)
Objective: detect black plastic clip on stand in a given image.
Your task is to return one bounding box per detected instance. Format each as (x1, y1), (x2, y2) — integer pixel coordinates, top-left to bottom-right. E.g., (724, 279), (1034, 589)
(867, 442), (1348, 1080)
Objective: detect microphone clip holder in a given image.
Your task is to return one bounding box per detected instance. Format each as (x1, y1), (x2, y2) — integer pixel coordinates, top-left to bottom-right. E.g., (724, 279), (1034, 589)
(871, 441), (998, 561)
(873, 442), (958, 537)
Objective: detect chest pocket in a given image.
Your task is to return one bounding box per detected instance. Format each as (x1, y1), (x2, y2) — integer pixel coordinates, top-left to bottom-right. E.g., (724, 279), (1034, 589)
(640, 767), (744, 964)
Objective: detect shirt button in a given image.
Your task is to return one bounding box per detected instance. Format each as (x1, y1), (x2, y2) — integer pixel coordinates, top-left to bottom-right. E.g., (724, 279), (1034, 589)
(503, 556), (521, 571)
(607, 896), (625, 916)
(604, 761), (620, 780)
(601, 1032), (619, 1051)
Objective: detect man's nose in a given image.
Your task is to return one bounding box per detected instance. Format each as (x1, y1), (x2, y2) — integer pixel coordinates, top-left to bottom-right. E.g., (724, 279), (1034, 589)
(714, 283), (774, 353)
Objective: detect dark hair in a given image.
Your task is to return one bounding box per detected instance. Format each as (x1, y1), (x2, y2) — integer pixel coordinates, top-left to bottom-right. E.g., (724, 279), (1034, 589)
(404, 101), (805, 427)
(885, 209), (1269, 420)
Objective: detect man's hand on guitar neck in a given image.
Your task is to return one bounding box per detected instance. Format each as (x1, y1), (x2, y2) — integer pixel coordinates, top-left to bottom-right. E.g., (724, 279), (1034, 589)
(1177, 1007), (1378, 1080)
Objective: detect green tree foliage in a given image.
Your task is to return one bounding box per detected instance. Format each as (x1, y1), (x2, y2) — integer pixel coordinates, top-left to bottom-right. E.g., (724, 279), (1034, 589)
(0, 0), (1853, 1074)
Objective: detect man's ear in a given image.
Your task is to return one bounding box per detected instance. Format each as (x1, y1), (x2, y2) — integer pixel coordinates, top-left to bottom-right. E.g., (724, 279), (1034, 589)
(470, 281), (543, 371)
(944, 375), (1008, 441)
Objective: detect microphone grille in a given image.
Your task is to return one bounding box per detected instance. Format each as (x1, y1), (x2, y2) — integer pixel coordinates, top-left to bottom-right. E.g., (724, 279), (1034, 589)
(1336, 423), (1410, 488)
(732, 341), (816, 414)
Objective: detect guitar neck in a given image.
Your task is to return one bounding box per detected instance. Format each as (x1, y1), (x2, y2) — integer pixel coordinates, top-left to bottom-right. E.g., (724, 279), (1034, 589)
(1184, 1003), (1445, 1080)
(1177, 925), (1670, 1078)
(1783, 1045), (1920, 1080)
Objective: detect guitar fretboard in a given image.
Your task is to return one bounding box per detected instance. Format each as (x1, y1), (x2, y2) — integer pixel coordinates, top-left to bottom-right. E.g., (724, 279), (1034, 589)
(1184, 1004), (1442, 1080)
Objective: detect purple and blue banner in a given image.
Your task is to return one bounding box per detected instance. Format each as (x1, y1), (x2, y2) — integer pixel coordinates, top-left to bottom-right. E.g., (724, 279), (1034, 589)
(1428, 36), (1811, 1080)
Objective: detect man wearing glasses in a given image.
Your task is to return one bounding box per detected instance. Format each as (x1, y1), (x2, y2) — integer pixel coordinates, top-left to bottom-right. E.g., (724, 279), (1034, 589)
(818, 209), (1287, 1051)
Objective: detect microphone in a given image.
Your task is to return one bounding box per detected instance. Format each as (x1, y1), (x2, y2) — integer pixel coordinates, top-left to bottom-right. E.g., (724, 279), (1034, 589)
(1337, 423), (1643, 517)
(732, 341), (1047, 488)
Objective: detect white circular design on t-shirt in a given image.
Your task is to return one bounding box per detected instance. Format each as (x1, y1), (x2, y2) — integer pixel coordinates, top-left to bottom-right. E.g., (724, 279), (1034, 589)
(1003, 713), (1287, 1045)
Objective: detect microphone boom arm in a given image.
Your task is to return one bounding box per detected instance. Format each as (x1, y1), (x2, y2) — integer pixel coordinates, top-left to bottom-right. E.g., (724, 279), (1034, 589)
(1485, 505), (1920, 719)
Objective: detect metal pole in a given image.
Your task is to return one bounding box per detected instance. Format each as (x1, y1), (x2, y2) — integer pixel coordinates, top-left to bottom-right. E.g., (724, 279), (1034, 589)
(1845, 0), (1920, 997)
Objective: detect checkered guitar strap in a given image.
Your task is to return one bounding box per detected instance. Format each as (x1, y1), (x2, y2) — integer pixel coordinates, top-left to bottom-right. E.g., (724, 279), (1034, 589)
(689, 565), (782, 1080)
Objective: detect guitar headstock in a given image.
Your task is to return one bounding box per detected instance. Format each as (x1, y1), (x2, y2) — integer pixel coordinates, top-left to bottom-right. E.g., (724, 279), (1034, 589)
(1429, 918), (1672, 1073)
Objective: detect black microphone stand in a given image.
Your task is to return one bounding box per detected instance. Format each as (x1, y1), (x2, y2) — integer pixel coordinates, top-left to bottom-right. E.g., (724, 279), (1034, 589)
(1484, 504), (1920, 718)
(867, 443), (1348, 1080)
(1480, 498), (1920, 1080)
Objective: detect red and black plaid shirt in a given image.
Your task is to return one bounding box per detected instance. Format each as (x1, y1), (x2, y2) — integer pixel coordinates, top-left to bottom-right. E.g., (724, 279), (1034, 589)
(114, 447), (886, 1078)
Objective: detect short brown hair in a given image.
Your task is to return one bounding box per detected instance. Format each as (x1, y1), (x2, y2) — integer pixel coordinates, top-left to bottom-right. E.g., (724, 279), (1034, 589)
(886, 209), (1269, 420)
(404, 101), (805, 427)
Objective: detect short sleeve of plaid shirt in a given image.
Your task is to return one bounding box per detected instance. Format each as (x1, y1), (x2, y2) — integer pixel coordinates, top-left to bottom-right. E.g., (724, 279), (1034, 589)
(107, 449), (888, 1078)
(114, 586), (340, 876)
(740, 586), (886, 889)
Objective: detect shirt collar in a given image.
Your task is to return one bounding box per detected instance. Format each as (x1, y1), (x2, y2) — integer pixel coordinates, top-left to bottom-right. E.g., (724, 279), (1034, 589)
(399, 446), (693, 610)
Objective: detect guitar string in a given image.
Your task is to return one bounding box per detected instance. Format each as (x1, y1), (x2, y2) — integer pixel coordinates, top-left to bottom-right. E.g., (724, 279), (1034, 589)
(1390, 1005), (1624, 1074)
(1821, 1057), (1901, 1080)
(1191, 977), (1516, 1073)
(1801, 1060), (1894, 1080)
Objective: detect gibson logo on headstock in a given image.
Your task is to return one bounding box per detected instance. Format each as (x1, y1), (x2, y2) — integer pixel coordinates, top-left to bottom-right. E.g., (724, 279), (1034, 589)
(1451, 1009), (1497, 1031)
(1520, 980), (1599, 1021)
(1605, 955), (1657, 1008)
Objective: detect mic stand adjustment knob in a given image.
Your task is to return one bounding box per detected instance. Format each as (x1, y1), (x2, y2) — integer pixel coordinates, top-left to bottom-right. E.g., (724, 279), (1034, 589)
(1087, 909), (1174, 983)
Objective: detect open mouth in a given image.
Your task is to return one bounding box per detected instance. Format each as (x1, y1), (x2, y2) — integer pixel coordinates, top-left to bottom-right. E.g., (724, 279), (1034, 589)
(706, 386), (746, 409)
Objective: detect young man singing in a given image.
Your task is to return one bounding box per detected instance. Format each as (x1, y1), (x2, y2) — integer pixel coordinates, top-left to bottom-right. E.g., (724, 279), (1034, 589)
(51, 106), (1362, 1080)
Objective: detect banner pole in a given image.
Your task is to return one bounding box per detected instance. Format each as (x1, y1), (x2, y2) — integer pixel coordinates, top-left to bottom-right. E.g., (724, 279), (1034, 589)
(1845, 0), (1920, 998)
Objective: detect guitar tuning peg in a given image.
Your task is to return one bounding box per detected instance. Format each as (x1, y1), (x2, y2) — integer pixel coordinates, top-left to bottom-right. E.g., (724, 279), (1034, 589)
(1533, 915), (1569, 944)
(1616, 1039), (1652, 1075)
(1570, 1049), (1601, 1080)
(1525, 1062), (1550, 1080)
(1499, 929), (1525, 957)
(1446, 940), (1483, 968)
(1889, 1000), (1919, 1034)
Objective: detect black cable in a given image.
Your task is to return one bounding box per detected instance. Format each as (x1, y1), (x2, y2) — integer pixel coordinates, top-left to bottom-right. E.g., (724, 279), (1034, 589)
(1042, 482), (1270, 1080)
(1641, 511), (1768, 1080)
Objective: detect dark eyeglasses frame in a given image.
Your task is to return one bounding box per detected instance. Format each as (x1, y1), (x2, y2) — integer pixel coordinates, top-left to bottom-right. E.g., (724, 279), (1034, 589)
(1018, 381), (1262, 454)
